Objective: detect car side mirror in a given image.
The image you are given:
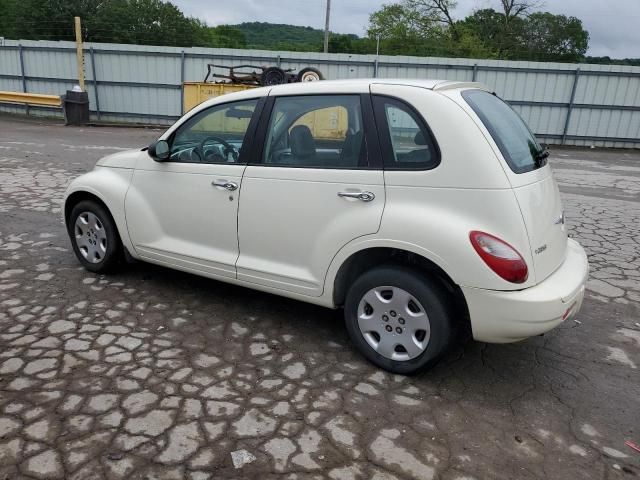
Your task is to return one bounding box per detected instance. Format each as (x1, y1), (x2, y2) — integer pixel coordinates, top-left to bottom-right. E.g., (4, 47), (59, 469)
(148, 139), (170, 162)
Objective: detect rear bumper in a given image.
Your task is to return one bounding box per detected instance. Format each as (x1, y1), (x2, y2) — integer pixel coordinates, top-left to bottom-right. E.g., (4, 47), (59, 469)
(462, 239), (589, 343)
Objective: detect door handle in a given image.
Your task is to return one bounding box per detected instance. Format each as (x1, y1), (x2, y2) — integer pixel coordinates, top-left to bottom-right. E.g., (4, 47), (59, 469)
(337, 191), (375, 202)
(212, 179), (238, 191)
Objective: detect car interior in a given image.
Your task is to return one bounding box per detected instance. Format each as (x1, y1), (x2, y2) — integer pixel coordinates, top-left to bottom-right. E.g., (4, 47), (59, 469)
(168, 100), (257, 164)
(264, 96), (367, 168)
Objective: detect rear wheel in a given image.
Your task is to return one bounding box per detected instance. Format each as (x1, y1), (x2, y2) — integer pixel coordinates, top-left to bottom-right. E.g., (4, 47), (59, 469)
(68, 200), (123, 273)
(344, 266), (453, 374)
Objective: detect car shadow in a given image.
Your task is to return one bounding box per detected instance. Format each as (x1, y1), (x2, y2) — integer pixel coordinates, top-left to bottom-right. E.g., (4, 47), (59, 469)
(116, 259), (550, 387)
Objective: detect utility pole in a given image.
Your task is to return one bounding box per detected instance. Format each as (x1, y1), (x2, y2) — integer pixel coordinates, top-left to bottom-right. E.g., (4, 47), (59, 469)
(323, 0), (331, 53)
(74, 16), (85, 91)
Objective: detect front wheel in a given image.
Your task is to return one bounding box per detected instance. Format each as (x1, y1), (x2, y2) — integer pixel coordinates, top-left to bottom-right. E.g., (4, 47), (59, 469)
(344, 266), (453, 374)
(67, 200), (123, 273)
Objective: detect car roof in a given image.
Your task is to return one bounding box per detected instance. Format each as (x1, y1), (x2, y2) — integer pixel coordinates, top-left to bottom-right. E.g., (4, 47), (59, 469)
(192, 78), (489, 114)
(268, 78), (489, 94)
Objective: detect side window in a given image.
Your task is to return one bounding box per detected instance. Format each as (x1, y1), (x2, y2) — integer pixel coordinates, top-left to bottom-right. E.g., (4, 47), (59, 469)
(263, 95), (368, 169)
(373, 96), (440, 170)
(169, 99), (258, 164)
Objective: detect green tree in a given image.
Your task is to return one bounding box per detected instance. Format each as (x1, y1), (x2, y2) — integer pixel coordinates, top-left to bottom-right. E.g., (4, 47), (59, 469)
(89, 0), (207, 47)
(368, 3), (434, 41)
(367, 1), (455, 56)
(443, 24), (498, 58)
(209, 25), (247, 48)
(405, 0), (459, 39)
(518, 12), (588, 62)
(327, 33), (368, 53)
(0, 0), (593, 62)
(0, 0), (18, 38)
(499, 0), (540, 23)
(459, 8), (588, 61)
(458, 9), (526, 58)
(0, 0), (210, 47)
(585, 56), (640, 66)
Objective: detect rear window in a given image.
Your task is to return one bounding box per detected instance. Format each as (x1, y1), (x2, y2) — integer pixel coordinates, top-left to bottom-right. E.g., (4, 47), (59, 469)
(462, 90), (544, 174)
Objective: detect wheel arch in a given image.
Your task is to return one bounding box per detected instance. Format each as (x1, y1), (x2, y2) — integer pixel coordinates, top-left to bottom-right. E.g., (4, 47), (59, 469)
(64, 189), (126, 248)
(330, 245), (471, 337)
(63, 167), (137, 257)
(65, 190), (111, 228)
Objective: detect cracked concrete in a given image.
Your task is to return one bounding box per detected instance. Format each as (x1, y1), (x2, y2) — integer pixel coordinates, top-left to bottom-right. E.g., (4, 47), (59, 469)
(0, 117), (639, 479)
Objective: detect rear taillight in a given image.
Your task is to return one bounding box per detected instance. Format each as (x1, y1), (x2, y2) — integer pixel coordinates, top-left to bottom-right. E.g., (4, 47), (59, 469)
(469, 231), (528, 284)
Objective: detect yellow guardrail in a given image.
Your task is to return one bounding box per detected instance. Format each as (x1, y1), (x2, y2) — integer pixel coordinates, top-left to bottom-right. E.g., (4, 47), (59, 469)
(0, 91), (62, 107)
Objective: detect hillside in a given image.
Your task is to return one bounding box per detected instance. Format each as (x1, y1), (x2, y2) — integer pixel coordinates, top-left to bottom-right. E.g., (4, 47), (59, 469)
(230, 22), (356, 51)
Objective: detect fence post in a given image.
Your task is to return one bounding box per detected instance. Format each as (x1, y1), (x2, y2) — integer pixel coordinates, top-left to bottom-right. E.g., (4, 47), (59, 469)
(18, 44), (29, 116)
(89, 46), (100, 120)
(276, 55), (281, 68)
(74, 17), (86, 91)
(180, 50), (185, 115)
(472, 63), (479, 82)
(373, 58), (379, 78)
(562, 68), (580, 145)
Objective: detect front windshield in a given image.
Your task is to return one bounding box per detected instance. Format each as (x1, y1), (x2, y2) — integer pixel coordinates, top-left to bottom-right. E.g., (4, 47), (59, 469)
(462, 89), (544, 174)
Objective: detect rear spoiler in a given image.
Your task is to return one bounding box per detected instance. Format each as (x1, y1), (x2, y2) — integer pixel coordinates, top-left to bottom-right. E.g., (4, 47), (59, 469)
(433, 81), (490, 92)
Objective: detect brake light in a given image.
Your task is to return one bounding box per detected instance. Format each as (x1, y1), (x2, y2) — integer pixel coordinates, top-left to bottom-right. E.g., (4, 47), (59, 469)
(469, 231), (528, 284)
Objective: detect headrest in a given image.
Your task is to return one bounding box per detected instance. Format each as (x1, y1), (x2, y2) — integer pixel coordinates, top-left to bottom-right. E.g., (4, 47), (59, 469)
(290, 125), (315, 158)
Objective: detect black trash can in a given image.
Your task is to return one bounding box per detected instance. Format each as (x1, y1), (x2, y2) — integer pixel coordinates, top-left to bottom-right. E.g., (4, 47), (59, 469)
(62, 90), (90, 125)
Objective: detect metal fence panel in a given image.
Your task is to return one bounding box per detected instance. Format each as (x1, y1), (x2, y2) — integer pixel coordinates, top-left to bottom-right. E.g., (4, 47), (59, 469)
(0, 48), (21, 76)
(0, 39), (639, 147)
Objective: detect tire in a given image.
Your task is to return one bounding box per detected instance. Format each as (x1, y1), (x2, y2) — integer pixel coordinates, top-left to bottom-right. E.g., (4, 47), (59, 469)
(297, 67), (324, 82)
(260, 67), (287, 86)
(344, 265), (453, 374)
(67, 200), (123, 273)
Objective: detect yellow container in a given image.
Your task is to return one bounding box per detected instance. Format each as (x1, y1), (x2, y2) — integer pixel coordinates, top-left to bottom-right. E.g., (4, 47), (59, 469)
(182, 82), (255, 113)
(293, 106), (348, 140)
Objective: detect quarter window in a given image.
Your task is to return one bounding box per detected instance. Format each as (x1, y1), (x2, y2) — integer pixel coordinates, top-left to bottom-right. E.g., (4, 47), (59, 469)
(262, 95), (368, 168)
(169, 99), (258, 164)
(373, 96), (439, 170)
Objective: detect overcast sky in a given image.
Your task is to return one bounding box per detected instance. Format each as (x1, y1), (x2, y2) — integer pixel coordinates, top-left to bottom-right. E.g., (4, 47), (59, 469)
(174, 0), (640, 58)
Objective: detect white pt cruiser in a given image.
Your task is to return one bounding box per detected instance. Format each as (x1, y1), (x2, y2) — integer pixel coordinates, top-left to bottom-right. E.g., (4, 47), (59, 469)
(64, 79), (589, 374)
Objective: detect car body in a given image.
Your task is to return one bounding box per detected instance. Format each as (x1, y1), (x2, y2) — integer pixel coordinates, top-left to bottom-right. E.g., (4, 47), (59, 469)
(64, 79), (589, 373)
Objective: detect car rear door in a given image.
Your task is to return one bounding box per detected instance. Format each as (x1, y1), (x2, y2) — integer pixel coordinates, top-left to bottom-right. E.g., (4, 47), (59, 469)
(236, 91), (385, 296)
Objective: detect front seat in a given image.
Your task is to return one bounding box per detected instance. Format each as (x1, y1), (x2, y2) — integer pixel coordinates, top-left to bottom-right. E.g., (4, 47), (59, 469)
(340, 129), (364, 167)
(289, 125), (316, 165)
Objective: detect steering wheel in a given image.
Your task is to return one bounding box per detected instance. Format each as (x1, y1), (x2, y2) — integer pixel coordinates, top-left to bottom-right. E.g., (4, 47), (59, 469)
(197, 136), (239, 163)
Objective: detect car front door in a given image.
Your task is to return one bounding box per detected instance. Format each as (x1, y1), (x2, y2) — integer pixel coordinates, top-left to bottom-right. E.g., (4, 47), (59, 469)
(125, 97), (263, 279)
(236, 93), (385, 296)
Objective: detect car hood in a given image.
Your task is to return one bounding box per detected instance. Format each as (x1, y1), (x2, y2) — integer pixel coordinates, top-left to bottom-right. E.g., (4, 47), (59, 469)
(95, 149), (143, 168)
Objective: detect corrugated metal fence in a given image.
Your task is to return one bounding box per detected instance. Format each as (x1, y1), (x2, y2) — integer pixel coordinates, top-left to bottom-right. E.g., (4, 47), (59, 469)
(1, 39), (639, 147)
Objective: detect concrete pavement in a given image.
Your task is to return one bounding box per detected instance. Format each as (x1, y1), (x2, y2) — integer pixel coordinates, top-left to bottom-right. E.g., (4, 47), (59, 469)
(0, 116), (638, 479)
